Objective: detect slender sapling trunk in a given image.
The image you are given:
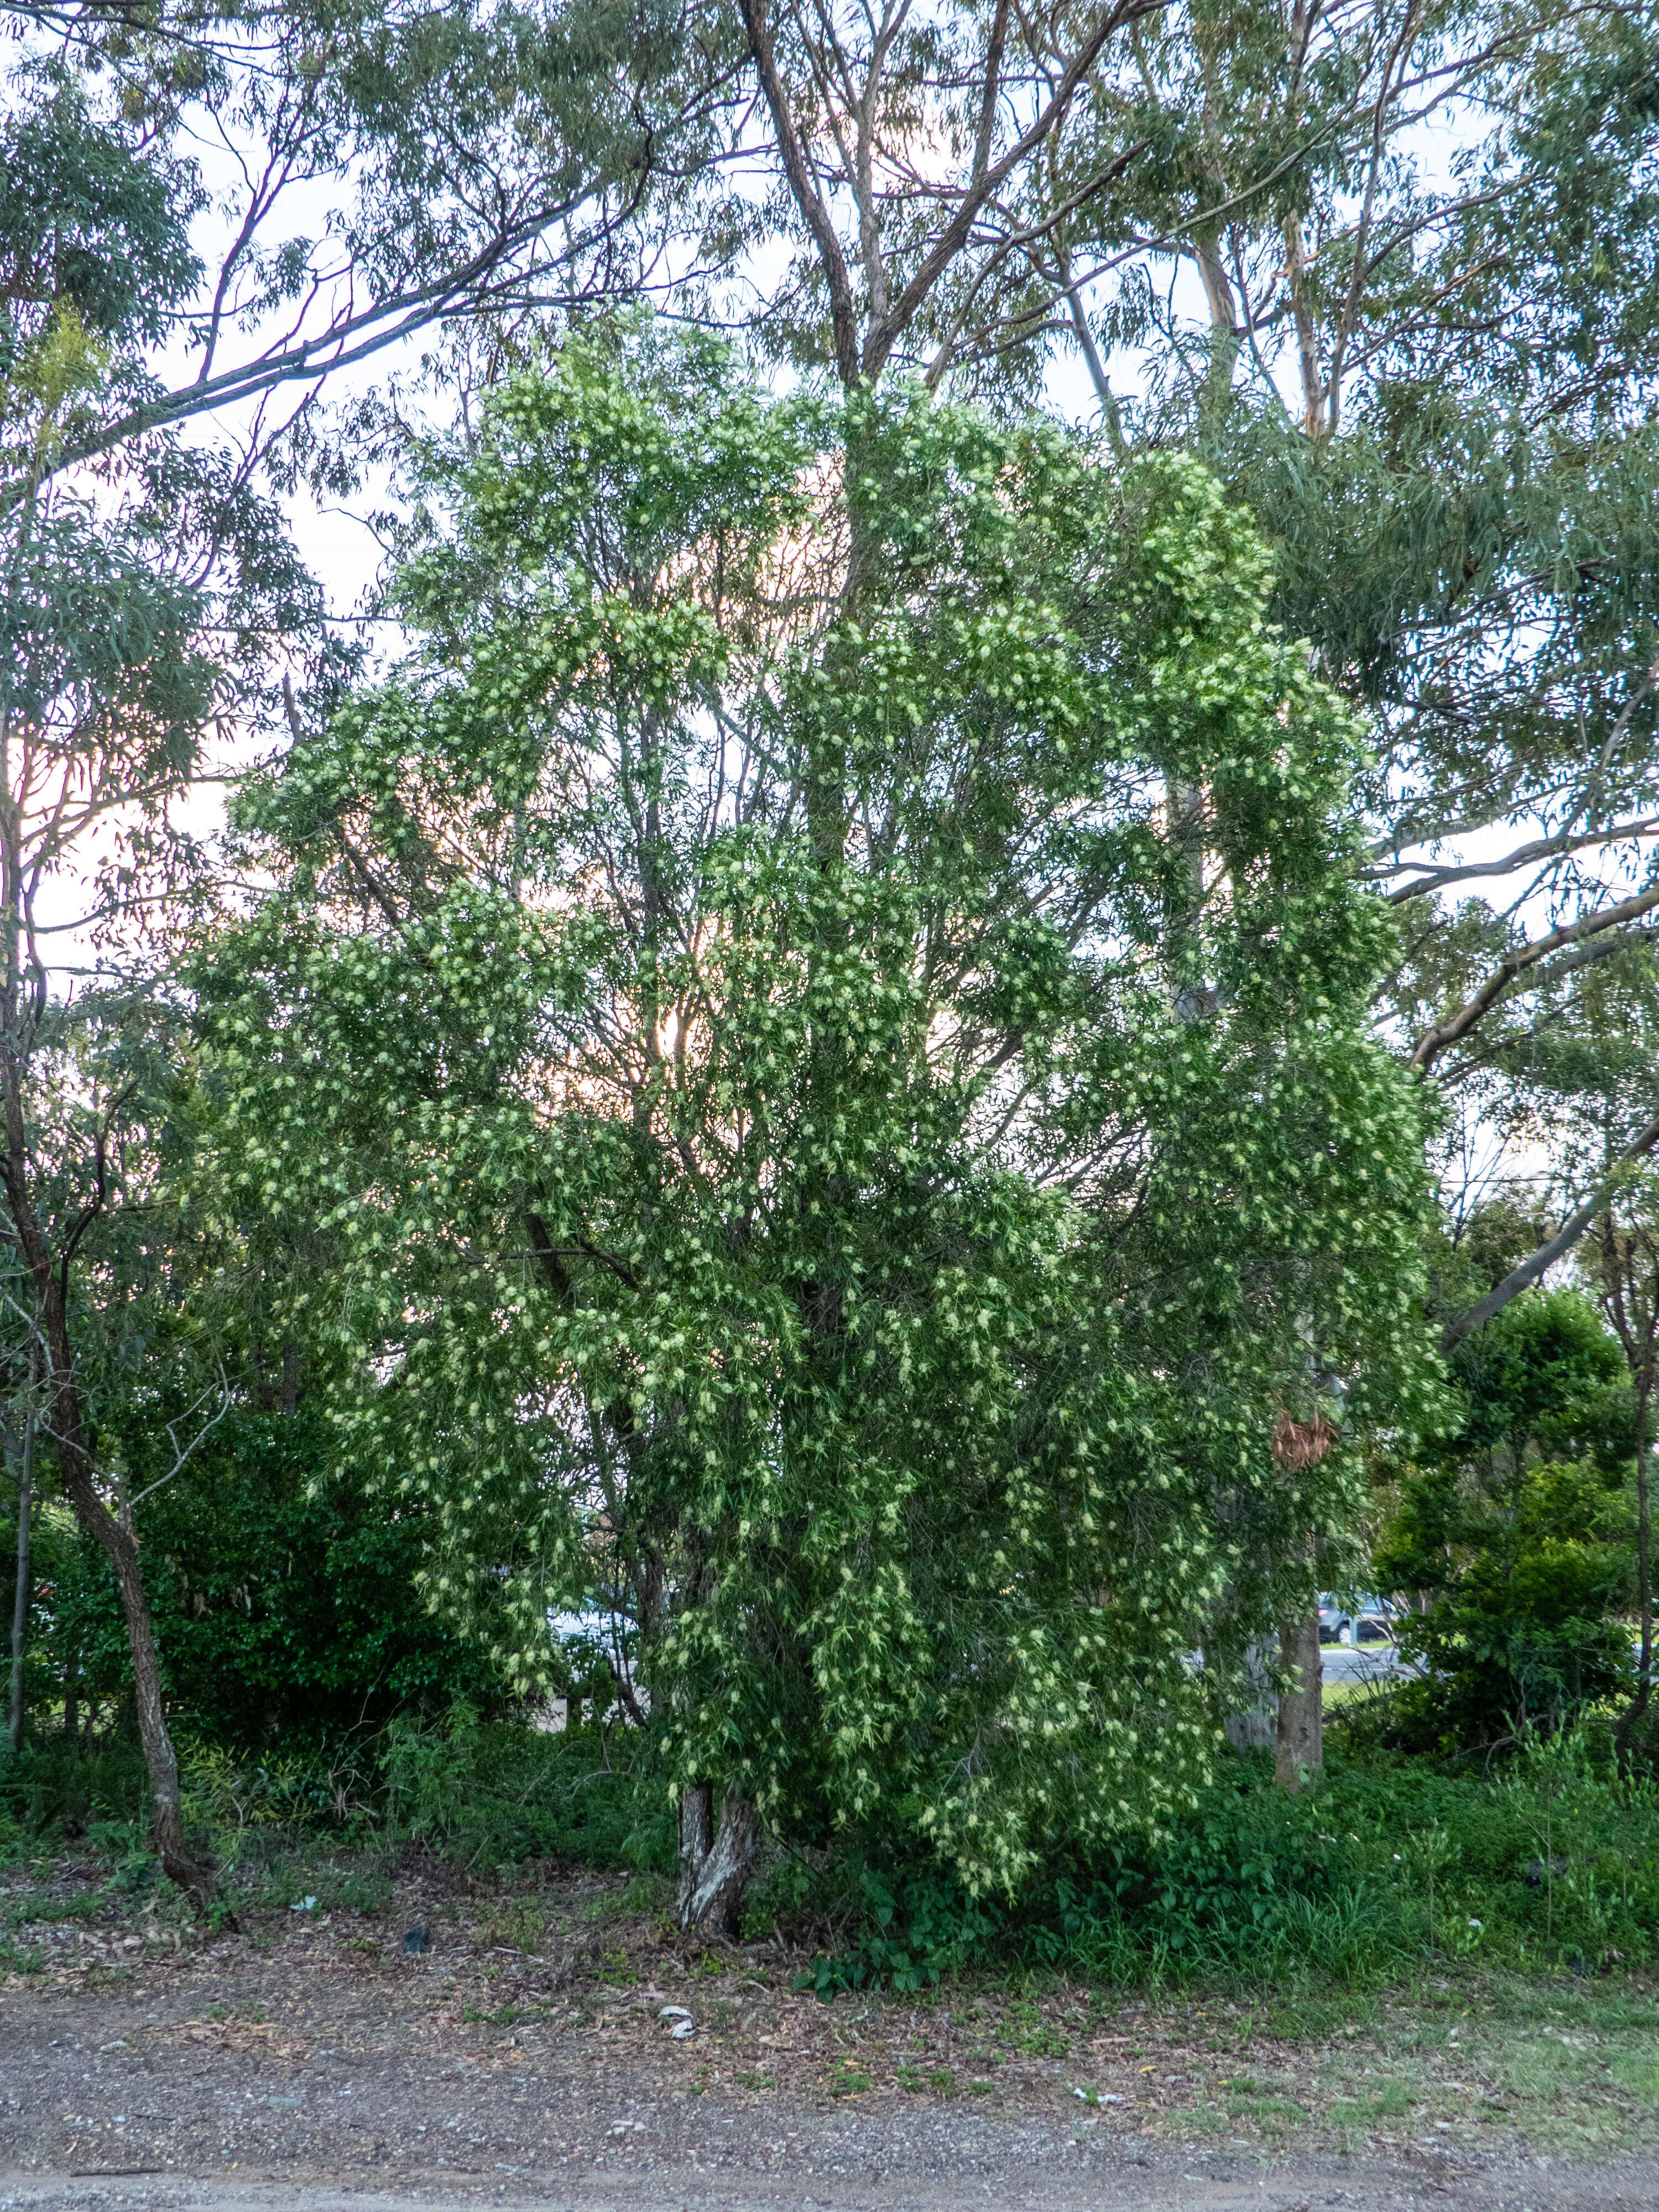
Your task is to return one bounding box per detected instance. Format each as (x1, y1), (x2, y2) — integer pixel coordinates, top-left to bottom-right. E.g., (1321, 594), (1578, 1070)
(8, 1391), (32, 1753)
(1, 1187), (210, 1900)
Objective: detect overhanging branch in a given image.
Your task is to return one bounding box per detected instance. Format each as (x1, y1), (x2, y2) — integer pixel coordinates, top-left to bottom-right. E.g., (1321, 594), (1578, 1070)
(1411, 883), (1659, 1073)
(1442, 1115), (1659, 1351)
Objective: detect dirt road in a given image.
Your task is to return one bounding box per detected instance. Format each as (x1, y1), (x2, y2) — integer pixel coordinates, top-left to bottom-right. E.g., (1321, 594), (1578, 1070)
(3, 2138), (1658, 2212)
(2, 1853), (1655, 2212)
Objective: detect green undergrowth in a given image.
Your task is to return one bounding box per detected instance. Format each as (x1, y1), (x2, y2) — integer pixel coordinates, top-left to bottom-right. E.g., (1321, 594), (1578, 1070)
(784, 1733), (1659, 1999)
(5, 1714), (1656, 2013)
(377, 1704), (674, 1873)
(0, 1703), (676, 1889)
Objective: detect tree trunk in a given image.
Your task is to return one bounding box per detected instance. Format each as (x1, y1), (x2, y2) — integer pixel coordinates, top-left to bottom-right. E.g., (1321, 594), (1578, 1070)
(8, 1394), (32, 1753)
(1637, 1375), (1653, 1705)
(67, 1430), (205, 1896)
(1268, 1419), (1337, 1791)
(676, 1785), (759, 1939)
(1275, 1609), (1323, 1791)
(110, 1510), (205, 1893)
(1222, 1636), (1277, 1751)
(0, 1175), (212, 1901)
(1617, 1373), (1653, 1766)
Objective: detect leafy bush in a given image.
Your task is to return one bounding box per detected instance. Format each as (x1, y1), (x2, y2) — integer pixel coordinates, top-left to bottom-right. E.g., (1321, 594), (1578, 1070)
(1375, 1291), (1636, 1749)
(36, 1410), (509, 1752)
(0, 1737), (150, 1839)
(795, 1737), (1659, 1995)
(1, 1697), (677, 1881)
(382, 1703), (675, 1872)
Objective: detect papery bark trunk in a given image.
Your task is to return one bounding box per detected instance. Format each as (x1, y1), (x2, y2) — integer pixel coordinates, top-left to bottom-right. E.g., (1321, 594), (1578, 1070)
(1222, 1636), (1277, 1751)
(1274, 1608), (1324, 1791)
(1616, 1373), (1653, 1768)
(1270, 1416), (1336, 1791)
(676, 1785), (759, 1939)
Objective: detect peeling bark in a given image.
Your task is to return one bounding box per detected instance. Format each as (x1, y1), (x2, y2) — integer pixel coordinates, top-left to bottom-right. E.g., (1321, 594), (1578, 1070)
(1222, 1636), (1277, 1751)
(1274, 1609), (1323, 1791)
(1270, 1414), (1335, 1791)
(676, 1786), (759, 1939)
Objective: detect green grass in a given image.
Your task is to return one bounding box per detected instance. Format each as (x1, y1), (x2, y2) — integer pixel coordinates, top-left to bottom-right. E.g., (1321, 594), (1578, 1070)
(1070, 1967), (1659, 2158)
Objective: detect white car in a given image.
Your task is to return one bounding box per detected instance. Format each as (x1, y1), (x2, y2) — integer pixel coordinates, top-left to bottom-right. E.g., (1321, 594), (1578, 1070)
(1318, 1593), (1398, 1648)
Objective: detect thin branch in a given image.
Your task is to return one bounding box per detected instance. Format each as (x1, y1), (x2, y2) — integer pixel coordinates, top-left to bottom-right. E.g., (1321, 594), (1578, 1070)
(1380, 816), (1659, 902)
(124, 1374), (235, 1515)
(738, 0), (862, 386)
(1411, 883), (1659, 1073)
(1443, 1113), (1659, 1351)
(864, 0), (1168, 380)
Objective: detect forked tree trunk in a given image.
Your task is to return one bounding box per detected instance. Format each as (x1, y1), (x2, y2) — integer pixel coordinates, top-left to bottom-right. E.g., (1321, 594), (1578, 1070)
(677, 1785), (759, 1939)
(1275, 1608), (1323, 1791)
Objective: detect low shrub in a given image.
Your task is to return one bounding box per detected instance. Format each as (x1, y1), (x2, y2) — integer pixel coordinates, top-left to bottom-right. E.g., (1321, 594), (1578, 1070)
(0, 1699), (677, 1880)
(0, 1738), (150, 1839)
(380, 1702), (675, 1872)
(10, 1704), (1654, 2008)
(795, 1731), (1659, 1996)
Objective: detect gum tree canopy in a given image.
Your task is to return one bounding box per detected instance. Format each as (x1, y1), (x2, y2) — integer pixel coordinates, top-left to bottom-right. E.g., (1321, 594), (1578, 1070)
(205, 328), (1433, 1926)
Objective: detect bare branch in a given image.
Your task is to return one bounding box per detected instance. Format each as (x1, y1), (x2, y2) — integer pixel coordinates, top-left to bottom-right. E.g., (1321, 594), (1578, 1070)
(1411, 883), (1659, 1073)
(1443, 1113), (1659, 1351)
(738, 0), (862, 386)
(864, 0), (1168, 381)
(1380, 816), (1659, 902)
(124, 1373), (236, 1516)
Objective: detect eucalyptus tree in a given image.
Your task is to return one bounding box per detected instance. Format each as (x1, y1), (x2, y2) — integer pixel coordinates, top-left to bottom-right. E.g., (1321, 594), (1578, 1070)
(0, 71), (326, 1886)
(205, 326), (1435, 1924)
(688, 0), (1657, 1778)
(1048, 0), (1659, 1312)
(714, 0), (1659, 1322)
(3, 0), (726, 500)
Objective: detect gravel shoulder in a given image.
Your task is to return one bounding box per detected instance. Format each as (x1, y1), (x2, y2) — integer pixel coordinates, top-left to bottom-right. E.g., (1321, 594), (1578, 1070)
(2, 1853), (1657, 2212)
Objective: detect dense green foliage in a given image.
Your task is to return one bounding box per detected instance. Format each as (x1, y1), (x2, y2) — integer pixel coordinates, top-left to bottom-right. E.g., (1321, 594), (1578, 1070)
(199, 325), (1435, 1893)
(2, 0), (1657, 1969)
(32, 1413), (504, 1751)
(6, 1714), (1653, 2000)
(792, 1733), (1659, 1992)
(0, 1705), (671, 1880)
(1376, 1293), (1637, 1748)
